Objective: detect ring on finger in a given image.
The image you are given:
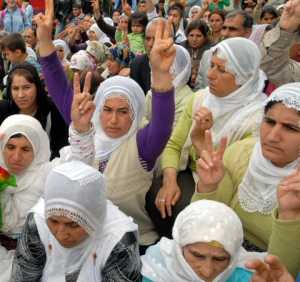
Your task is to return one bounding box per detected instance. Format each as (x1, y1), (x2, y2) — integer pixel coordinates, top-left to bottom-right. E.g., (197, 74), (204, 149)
(158, 198), (166, 203)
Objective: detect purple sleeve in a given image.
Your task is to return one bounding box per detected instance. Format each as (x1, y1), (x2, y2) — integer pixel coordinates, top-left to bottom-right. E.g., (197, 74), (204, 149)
(137, 89), (175, 171)
(39, 52), (73, 125)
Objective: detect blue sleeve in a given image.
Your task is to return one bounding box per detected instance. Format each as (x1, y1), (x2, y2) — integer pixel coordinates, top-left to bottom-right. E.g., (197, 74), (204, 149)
(142, 277), (153, 282)
(296, 273), (300, 282)
(227, 267), (253, 282)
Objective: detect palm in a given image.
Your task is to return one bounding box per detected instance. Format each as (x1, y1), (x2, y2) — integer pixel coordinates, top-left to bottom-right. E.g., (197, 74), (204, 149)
(149, 20), (176, 74)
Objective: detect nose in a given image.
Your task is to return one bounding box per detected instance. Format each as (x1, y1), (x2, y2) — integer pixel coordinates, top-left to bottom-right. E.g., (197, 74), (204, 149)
(110, 111), (118, 124)
(200, 260), (215, 279)
(266, 124), (282, 142)
(54, 224), (69, 241)
(207, 65), (217, 81)
(11, 149), (22, 162)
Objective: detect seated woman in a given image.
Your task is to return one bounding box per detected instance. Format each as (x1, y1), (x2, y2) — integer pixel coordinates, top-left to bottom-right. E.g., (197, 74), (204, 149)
(146, 37), (268, 239)
(144, 44), (192, 127)
(36, 0), (176, 252)
(142, 200), (254, 282)
(0, 63), (69, 159)
(193, 82), (300, 277)
(11, 161), (141, 281)
(0, 114), (51, 281)
(180, 19), (212, 89)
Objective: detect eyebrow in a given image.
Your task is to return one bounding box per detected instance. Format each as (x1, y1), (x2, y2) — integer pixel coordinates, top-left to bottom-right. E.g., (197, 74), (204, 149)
(264, 115), (300, 131)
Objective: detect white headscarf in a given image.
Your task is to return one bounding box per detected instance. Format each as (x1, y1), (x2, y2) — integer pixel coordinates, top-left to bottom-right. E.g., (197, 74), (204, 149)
(202, 37), (267, 145)
(92, 76), (145, 161)
(238, 83), (300, 215)
(34, 161), (137, 282)
(87, 23), (111, 45)
(142, 200), (244, 282)
(172, 44), (192, 89)
(53, 39), (71, 60)
(188, 5), (202, 20)
(0, 114), (50, 234)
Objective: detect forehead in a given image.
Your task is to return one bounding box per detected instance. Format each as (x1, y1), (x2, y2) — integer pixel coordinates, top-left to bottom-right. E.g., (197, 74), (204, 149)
(104, 96), (130, 107)
(266, 102), (300, 121)
(6, 135), (32, 147)
(11, 74), (31, 84)
(224, 15), (244, 28)
(187, 242), (229, 256)
(49, 215), (74, 224)
(210, 13), (223, 20)
(211, 54), (227, 67)
(169, 9), (181, 16)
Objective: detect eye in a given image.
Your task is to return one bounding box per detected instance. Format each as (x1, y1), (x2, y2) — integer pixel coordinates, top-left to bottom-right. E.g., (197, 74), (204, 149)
(263, 117), (276, 126)
(214, 257), (229, 262)
(68, 222), (80, 228)
(103, 107), (112, 112)
(22, 146), (32, 152)
(5, 144), (15, 150)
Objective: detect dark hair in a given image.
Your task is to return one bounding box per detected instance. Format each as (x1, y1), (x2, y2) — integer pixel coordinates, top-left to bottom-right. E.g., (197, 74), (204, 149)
(129, 12), (148, 32)
(9, 133), (25, 139)
(185, 19), (210, 38)
(225, 10), (253, 29)
(6, 63), (50, 127)
(264, 100), (300, 115)
(2, 33), (26, 53)
(209, 10), (226, 22)
(260, 5), (279, 20)
(168, 3), (185, 18)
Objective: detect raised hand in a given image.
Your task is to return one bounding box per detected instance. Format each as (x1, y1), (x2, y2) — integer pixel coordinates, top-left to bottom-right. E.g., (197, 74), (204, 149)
(33, 0), (54, 43)
(191, 107), (214, 156)
(122, 0), (132, 16)
(71, 72), (95, 133)
(91, 0), (101, 20)
(196, 130), (227, 193)
(280, 0), (300, 32)
(277, 166), (300, 220)
(246, 255), (295, 282)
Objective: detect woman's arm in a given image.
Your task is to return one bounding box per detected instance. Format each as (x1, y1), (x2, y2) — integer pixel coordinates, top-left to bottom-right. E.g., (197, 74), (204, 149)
(136, 19), (176, 171)
(35, 0), (73, 125)
(102, 232), (142, 282)
(11, 213), (46, 282)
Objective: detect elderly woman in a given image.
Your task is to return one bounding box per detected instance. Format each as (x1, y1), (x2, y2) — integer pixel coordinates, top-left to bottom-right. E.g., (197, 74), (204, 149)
(146, 37), (268, 239)
(193, 82), (300, 277)
(53, 39), (71, 69)
(11, 161), (141, 281)
(142, 200), (255, 282)
(0, 114), (51, 281)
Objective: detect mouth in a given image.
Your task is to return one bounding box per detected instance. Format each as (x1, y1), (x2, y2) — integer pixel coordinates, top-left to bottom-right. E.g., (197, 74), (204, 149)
(262, 143), (282, 153)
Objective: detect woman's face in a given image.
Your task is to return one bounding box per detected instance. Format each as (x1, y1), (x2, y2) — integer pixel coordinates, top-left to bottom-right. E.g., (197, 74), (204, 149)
(209, 13), (224, 33)
(112, 11), (121, 24)
(3, 135), (34, 175)
(261, 12), (277, 25)
(88, 30), (98, 41)
(47, 216), (89, 248)
(100, 97), (133, 138)
(107, 58), (121, 75)
(207, 55), (239, 97)
(187, 28), (206, 49)
(183, 242), (231, 282)
(190, 8), (200, 21)
(55, 46), (65, 61)
(11, 74), (38, 114)
(168, 9), (182, 27)
(260, 103), (300, 167)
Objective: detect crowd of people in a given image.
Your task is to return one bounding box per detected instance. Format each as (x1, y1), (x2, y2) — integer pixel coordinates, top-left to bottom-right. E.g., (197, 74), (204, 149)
(0, 0), (299, 281)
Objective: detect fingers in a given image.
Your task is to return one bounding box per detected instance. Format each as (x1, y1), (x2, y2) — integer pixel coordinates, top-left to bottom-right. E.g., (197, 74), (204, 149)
(204, 130), (213, 153)
(198, 154), (212, 170)
(264, 255), (286, 273)
(245, 259), (269, 275)
(155, 195), (167, 218)
(83, 72), (92, 94)
(155, 19), (164, 41)
(45, 0), (54, 20)
(73, 72), (81, 96)
(163, 19), (173, 39)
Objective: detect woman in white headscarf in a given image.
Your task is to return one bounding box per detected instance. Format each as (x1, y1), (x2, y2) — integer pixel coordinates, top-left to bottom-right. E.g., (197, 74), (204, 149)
(65, 19), (176, 253)
(53, 39), (71, 65)
(144, 44), (193, 127)
(0, 114), (51, 281)
(11, 161), (141, 281)
(193, 82), (300, 277)
(87, 23), (112, 46)
(142, 200), (255, 282)
(146, 37), (268, 240)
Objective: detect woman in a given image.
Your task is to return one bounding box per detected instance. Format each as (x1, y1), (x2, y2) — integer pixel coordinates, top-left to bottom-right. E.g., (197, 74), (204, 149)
(53, 39), (71, 70)
(142, 200), (253, 282)
(146, 37), (268, 239)
(208, 10), (225, 44)
(0, 63), (69, 159)
(144, 44), (193, 127)
(168, 3), (187, 43)
(180, 19), (211, 89)
(193, 82), (300, 277)
(188, 5), (201, 22)
(0, 114), (51, 281)
(11, 161), (141, 281)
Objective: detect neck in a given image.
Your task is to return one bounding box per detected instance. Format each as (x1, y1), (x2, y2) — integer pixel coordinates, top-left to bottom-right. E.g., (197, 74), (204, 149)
(19, 105), (38, 116)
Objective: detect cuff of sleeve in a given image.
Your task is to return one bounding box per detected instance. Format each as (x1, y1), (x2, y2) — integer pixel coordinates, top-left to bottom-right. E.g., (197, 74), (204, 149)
(69, 123), (95, 137)
(151, 87), (174, 96)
